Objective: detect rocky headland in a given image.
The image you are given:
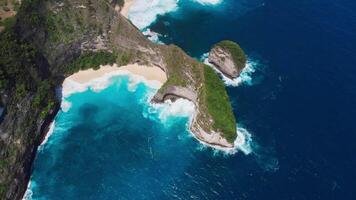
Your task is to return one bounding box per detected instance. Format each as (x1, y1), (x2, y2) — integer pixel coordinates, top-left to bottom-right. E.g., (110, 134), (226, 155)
(208, 40), (247, 79)
(0, 0), (245, 199)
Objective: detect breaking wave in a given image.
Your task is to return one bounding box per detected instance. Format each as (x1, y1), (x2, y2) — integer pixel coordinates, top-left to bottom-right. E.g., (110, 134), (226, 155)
(142, 28), (164, 44)
(192, 0), (222, 5)
(128, 0), (224, 30)
(38, 121), (56, 149)
(201, 52), (258, 87)
(22, 181), (34, 200)
(128, 0), (179, 30)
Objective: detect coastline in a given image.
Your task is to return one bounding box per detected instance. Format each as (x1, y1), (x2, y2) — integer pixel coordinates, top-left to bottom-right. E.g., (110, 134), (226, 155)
(60, 63), (246, 153)
(62, 63), (167, 97)
(66, 63), (167, 84)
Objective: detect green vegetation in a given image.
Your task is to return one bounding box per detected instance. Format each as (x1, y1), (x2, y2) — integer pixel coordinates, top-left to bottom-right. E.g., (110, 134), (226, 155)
(66, 51), (118, 74)
(215, 40), (247, 68)
(46, 12), (75, 42)
(156, 45), (236, 142)
(112, 0), (125, 7)
(0, 29), (39, 92)
(33, 80), (56, 119)
(0, 184), (5, 197)
(116, 51), (132, 66)
(0, 28), (55, 109)
(0, 27), (57, 198)
(0, 16), (16, 29)
(203, 65), (236, 142)
(159, 46), (191, 92)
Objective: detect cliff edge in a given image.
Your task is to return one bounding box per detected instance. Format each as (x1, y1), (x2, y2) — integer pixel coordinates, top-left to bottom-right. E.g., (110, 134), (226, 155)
(0, 0), (240, 199)
(208, 40), (247, 79)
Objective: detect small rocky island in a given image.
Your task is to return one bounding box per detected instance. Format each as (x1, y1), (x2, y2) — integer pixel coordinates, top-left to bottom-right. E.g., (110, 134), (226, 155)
(208, 40), (247, 79)
(0, 0), (246, 199)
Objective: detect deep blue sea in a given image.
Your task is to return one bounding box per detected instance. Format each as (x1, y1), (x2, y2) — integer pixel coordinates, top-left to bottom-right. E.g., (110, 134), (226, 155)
(25, 0), (356, 199)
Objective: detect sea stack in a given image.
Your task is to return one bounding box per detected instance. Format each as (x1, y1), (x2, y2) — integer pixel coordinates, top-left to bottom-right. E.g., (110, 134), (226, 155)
(208, 40), (247, 79)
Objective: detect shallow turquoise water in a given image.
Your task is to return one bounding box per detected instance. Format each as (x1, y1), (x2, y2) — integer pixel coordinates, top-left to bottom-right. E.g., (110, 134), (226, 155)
(26, 76), (254, 199)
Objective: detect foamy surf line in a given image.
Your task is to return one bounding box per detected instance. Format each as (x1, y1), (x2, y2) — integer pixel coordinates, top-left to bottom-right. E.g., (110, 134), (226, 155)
(148, 100), (252, 155)
(62, 64), (165, 96)
(201, 52), (257, 87)
(62, 63), (253, 155)
(192, 125), (253, 155)
(192, 0), (223, 5)
(127, 0), (223, 30)
(142, 28), (164, 44)
(38, 121), (56, 148)
(22, 181), (33, 200)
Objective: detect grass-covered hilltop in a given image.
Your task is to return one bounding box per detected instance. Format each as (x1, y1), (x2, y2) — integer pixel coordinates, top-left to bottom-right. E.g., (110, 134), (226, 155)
(0, 0), (241, 199)
(208, 40), (247, 79)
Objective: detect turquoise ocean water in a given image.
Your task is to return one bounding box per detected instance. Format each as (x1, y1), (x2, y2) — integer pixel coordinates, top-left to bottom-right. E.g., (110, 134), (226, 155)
(25, 0), (356, 199)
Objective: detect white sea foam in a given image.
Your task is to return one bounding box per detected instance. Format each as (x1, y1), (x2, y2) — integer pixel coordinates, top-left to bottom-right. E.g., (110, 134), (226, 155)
(39, 121), (56, 149)
(234, 126), (253, 154)
(128, 0), (179, 30)
(145, 98), (195, 125)
(144, 96), (253, 155)
(192, 0), (222, 5)
(127, 0), (224, 30)
(142, 28), (164, 44)
(62, 69), (162, 97)
(61, 68), (163, 113)
(22, 181), (34, 200)
(156, 99), (195, 121)
(60, 100), (72, 112)
(201, 52), (257, 87)
(194, 125), (253, 155)
(198, 125), (253, 155)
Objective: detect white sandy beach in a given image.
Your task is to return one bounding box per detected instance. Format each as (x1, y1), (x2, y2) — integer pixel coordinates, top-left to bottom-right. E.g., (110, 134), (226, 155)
(62, 63), (167, 98)
(67, 63), (166, 84)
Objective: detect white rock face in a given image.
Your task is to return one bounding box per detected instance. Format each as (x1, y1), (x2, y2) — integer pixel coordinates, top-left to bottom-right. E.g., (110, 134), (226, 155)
(208, 46), (240, 79)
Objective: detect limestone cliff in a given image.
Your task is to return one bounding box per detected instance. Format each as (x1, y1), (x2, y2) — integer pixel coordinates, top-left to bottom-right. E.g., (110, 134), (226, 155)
(208, 40), (247, 79)
(0, 0), (238, 199)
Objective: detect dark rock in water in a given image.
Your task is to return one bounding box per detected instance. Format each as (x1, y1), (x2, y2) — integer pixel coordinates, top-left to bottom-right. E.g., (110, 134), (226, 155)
(208, 40), (247, 79)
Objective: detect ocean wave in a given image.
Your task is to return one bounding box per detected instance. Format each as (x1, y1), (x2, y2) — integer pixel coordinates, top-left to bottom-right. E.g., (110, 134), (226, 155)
(128, 0), (179, 30)
(128, 0), (224, 30)
(201, 52), (258, 87)
(22, 180), (34, 200)
(60, 100), (72, 112)
(234, 126), (253, 154)
(192, 0), (222, 5)
(62, 68), (162, 98)
(143, 98), (196, 127)
(196, 125), (254, 155)
(142, 28), (164, 44)
(39, 121), (56, 149)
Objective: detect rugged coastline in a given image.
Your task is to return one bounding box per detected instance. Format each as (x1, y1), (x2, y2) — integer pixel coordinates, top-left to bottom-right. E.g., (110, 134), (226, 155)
(0, 0), (244, 199)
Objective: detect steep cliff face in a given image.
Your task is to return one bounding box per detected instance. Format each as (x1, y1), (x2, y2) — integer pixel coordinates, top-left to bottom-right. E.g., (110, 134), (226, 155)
(153, 45), (237, 147)
(208, 40), (247, 79)
(0, 0), (238, 199)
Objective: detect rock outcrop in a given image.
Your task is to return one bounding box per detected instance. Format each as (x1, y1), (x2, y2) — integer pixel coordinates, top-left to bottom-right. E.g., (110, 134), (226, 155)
(0, 1), (239, 199)
(208, 40), (247, 79)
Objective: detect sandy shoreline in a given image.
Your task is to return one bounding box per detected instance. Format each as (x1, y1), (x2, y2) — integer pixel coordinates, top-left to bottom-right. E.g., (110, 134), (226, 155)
(61, 63), (167, 98)
(120, 0), (136, 18)
(66, 63), (167, 84)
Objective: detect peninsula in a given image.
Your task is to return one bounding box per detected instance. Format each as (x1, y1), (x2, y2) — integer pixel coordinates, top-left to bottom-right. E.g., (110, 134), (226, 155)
(0, 0), (246, 199)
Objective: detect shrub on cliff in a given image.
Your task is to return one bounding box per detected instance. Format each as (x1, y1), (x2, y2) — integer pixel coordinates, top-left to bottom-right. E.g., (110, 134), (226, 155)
(203, 65), (236, 143)
(66, 51), (118, 74)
